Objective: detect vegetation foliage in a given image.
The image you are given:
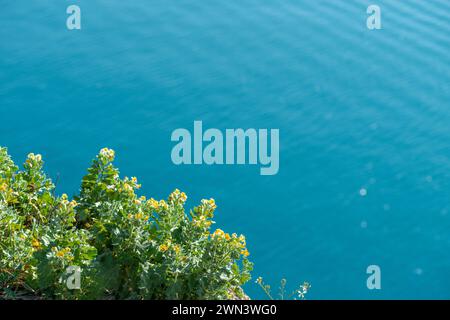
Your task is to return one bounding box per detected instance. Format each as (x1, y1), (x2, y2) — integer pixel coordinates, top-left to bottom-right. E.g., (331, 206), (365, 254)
(0, 147), (252, 299)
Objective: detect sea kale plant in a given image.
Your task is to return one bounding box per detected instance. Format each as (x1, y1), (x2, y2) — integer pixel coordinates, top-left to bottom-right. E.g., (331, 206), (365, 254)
(0, 147), (252, 299)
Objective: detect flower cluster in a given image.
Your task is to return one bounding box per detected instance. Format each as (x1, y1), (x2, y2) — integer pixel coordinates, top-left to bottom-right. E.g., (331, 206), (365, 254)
(61, 194), (78, 208)
(24, 153), (42, 169)
(168, 188), (188, 203)
(99, 148), (115, 162)
(31, 238), (42, 250)
(52, 247), (72, 259)
(201, 198), (217, 210)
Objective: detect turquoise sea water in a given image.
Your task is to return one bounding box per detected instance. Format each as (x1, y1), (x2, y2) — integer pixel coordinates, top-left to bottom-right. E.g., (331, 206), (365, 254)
(1, 1), (450, 299)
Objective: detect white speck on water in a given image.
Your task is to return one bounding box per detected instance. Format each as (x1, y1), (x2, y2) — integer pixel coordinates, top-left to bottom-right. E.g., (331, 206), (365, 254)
(359, 188), (367, 197)
(360, 221), (368, 229)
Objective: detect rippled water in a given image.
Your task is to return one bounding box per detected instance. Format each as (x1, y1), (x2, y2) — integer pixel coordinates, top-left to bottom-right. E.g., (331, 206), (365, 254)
(1, 0), (450, 299)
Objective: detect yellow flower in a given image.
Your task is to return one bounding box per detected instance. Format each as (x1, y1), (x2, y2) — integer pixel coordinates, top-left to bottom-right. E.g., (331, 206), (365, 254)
(238, 235), (246, 247)
(57, 248), (71, 258)
(209, 198), (217, 209)
(159, 200), (168, 210)
(169, 189), (184, 202)
(225, 233), (231, 241)
(31, 238), (41, 250)
(135, 212), (143, 220)
(56, 250), (65, 258)
(134, 199), (141, 205)
(158, 244), (169, 252)
(212, 229), (225, 239)
(0, 183), (7, 192)
(130, 177), (141, 189)
(148, 198), (159, 209)
(193, 215), (212, 229)
(69, 200), (78, 207)
(202, 198), (217, 210)
(241, 249), (250, 257)
(173, 244), (181, 254)
(193, 219), (201, 227)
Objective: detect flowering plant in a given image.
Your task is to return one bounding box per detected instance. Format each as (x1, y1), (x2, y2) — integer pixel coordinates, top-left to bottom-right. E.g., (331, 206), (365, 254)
(0, 147), (252, 299)
(256, 277), (310, 300)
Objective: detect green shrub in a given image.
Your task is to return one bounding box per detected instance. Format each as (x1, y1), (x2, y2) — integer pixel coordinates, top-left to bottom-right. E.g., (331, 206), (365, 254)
(0, 147), (252, 299)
